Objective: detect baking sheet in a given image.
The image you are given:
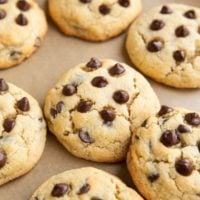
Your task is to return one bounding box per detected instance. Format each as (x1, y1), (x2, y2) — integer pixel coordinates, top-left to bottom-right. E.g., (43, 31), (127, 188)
(0, 0), (200, 199)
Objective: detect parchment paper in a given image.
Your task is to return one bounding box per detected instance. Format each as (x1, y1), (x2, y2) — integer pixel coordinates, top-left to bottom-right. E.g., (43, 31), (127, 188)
(0, 0), (200, 199)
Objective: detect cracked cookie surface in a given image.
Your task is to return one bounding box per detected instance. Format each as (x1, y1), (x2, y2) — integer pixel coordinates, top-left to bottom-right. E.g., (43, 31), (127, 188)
(44, 58), (160, 162)
(0, 0), (47, 69)
(127, 106), (200, 200)
(0, 78), (46, 186)
(48, 0), (142, 41)
(30, 167), (144, 200)
(126, 3), (200, 88)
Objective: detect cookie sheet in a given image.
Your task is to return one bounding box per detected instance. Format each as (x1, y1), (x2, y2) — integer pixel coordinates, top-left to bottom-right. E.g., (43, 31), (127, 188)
(0, 0), (199, 199)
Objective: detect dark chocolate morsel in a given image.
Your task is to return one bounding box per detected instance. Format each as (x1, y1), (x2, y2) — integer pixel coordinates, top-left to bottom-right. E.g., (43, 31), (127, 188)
(51, 183), (68, 197)
(17, 97), (30, 111)
(0, 78), (8, 92)
(77, 183), (91, 195)
(160, 130), (180, 147)
(175, 159), (194, 176)
(158, 105), (173, 116)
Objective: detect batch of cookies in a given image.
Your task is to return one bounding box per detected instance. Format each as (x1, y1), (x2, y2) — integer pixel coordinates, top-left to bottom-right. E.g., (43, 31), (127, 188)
(0, 0), (200, 199)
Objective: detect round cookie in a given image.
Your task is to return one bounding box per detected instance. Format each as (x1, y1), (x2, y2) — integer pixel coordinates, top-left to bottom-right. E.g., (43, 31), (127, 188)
(44, 58), (160, 162)
(0, 0), (47, 69)
(30, 167), (144, 200)
(127, 105), (200, 200)
(126, 3), (200, 88)
(0, 78), (46, 185)
(48, 0), (142, 41)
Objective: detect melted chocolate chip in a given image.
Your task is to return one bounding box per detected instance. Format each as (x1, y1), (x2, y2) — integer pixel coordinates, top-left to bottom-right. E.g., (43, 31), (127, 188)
(141, 119), (148, 127)
(51, 183), (68, 197)
(185, 113), (200, 126)
(86, 58), (102, 70)
(0, 152), (6, 168)
(160, 130), (180, 147)
(77, 100), (92, 113)
(16, 13), (28, 26)
(3, 118), (15, 132)
(50, 108), (58, 118)
(109, 63), (125, 76)
(17, 97), (30, 111)
(175, 159), (194, 176)
(56, 101), (64, 113)
(147, 173), (160, 182)
(150, 20), (165, 31)
(184, 10), (196, 19)
(175, 25), (190, 37)
(118, 0), (130, 7)
(173, 50), (186, 62)
(160, 5), (173, 14)
(17, 0), (30, 11)
(158, 105), (173, 116)
(99, 4), (110, 15)
(177, 124), (190, 133)
(78, 130), (92, 143)
(0, 78), (8, 92)
(100, 109), (116, 122)
(62, 84), (77, 96)
(113, 90), (129, 104)
(0, 9), (6, 20)
(147, 39), (163, 52)
(0, 0), (7, 4)
(77, 183), (91, 195)
(79, 0), (91, 3)
(91, 76), (108, 88)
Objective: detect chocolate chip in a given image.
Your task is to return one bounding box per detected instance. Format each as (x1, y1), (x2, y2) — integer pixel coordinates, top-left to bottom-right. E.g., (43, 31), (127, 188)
(175, 25), (190, 37)
(99, 4), (110, 15)
(0, 151), (6, 168)
(50, 108), (58, 118)
(160, 5), (173, 14)
(141, 119), (148, 127)
(185, 113), (200, 126)
(0, 9), (6, 20)
(91, 198), (102, 200)
(160, 130), (180, 147)
(175, 159), (194, 176)
(3, 118), (15, 132)
(177, 124), (190, 133)
(78, 130), (92, 143)
(86, 58), (102, 70)
(62, 84), (77, 96)
(0, 78), (8, 92)
(15, 13), (28, 26)
(118, 0), (130, 7)
(17, 0), (30, 11)
(147, 173), (160, 182)
(91, 76), (108, 88)
(100, 109), (116, 122)
(173, 50), (186, 62)
(77, 183), (91, 195)
(197, 142), (200, 152)
(0, 0), (7, 4)
(113, 90), (129, 104)
(79, 0), (91, 3)
(184, 10), (196, 19)
(56, 101), (64, 113)
(109, 63), (125, 76)
(17, 97), (30, 111)
(158, 105), (173, 116)
(51, 183), (68, 197)
(150, 20), (165, 31)
(77, 100), (92, 113)
(147, 39), (163, 52)
(10, 51), (22, 60)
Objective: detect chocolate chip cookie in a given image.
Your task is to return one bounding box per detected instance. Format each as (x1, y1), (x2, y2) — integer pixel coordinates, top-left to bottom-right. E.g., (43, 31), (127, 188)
(44, 58), (160, 162)
(126, 3), (200, 88)
(0, 78), (46, 185)
(48, 0), (142, 41)
(0, 0), (47, 69)
(30, 167), (144, 200)
(127, 105), (200, 200)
